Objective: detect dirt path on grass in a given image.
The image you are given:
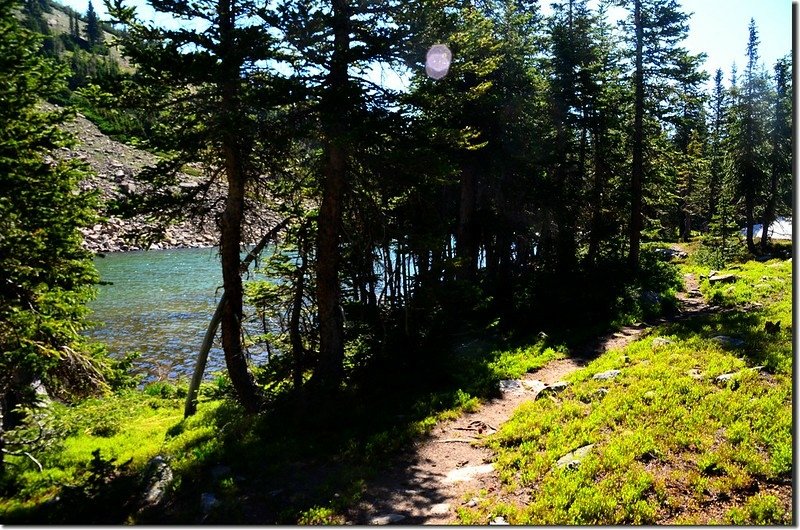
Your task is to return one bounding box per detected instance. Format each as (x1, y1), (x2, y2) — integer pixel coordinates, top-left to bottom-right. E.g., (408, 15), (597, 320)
(346, 267), (710, 525)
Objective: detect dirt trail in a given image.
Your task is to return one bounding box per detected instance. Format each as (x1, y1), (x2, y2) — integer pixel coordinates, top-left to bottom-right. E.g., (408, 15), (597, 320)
(346, 268), (709, 525)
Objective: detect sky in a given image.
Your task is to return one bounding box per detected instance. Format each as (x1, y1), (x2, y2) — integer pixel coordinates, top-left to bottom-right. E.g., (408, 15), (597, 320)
(61, 0), (794, 90)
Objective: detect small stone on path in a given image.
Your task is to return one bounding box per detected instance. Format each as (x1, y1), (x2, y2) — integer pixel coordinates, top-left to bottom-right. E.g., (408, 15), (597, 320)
(443, 463), (495, 483)
(498, 380), (526, 394)
(370, 514), (406, 525)
(429, 503), (450, 516)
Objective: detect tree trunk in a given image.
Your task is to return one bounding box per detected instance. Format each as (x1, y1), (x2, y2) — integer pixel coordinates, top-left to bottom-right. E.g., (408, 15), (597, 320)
(456, 158), (478, 280)
(184, 218), (289, 418)
(290, 224), (309, 392)
(216, 0), (263, 413)
(312, 0), (350, 392)
(628, 0), (644, 271)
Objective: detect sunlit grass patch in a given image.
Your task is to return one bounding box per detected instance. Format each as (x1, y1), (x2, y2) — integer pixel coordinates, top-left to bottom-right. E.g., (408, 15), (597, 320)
(463, 257), (792, 524)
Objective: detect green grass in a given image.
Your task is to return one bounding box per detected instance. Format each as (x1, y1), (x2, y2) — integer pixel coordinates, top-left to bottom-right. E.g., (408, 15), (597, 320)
(460, 257), (792, 525)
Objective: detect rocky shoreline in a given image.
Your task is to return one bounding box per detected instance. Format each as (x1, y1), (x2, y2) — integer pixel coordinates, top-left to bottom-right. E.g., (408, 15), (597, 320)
(57, 109), (254, 253)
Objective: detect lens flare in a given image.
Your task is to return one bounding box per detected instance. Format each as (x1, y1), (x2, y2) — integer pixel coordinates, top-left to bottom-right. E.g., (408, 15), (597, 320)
(425, 44), (452, 80)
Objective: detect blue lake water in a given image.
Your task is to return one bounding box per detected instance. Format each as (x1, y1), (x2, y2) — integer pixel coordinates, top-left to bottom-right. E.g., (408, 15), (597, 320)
(88, 247), (268, 382)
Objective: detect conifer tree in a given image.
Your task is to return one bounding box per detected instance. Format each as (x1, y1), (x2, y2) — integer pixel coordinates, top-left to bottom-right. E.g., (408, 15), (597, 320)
(0, 0), (109, 472)
(109, 0), (294, 412)
(85, 0), (102, 46)
(760, 56), (791, 251)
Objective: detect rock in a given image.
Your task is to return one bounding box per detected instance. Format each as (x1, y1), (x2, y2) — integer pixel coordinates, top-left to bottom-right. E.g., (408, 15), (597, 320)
(592, 369), (620, 381)
(708, 273), (736, 284)
(443, 464), (494, 483)
(652, 337), (673, 349)
(641, 290), (661, 306)
(141, 456), (173, 510)
(489, 516), (510, 525)
(429, 503), (450, 516)
(200, 492), (220, 513)
(594, 388), (609, 399)
(210, 464), (232, 481)
(498, 379), (526, 394)
(715, 372), (737, 383)
(654, 247), (687, 260)
(687, 368), (703, 379)
(370, 514), (406, 525)
(537, 380), (570, 399)
(556, 444), (594, 469)
(712, 335), (745, 348)
(465, 498), (478, 508)
(522, 379), (547, 394)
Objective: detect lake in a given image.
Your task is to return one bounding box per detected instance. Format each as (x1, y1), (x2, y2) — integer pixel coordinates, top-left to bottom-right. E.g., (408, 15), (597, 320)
(88, 247), (269, 383)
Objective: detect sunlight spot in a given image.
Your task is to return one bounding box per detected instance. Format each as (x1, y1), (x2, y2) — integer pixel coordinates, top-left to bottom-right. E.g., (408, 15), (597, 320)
(425, 44), (452, 80)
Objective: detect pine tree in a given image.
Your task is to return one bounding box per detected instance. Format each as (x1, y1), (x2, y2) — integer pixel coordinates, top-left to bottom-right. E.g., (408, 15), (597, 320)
(618, 0), (692, 269)
(734, 18), (769, 253)
(760, 56), (791, 251)
(85, 0), (102, 46)
(0, 0), (109, 473)
(108, 0), (295, 412)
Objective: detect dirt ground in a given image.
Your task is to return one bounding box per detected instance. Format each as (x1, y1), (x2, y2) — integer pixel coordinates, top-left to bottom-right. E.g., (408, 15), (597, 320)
(345, 269), (710, 525)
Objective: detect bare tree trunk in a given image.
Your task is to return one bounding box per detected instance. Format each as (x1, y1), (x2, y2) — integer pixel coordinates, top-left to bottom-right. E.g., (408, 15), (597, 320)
(628, 0), (644, 271)
(456, 159), (478, 280)
(313, 0), (350, 392)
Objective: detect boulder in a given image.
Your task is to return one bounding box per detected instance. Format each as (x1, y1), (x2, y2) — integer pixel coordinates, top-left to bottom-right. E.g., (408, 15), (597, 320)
(537, 381), (570, 399)
(200, 492), (220, 513)
(489, 516), (510, 525)
(652, 337), (673, 349)
(708, 273), (736, 284)
(712, 336), (745, 348)
(140, 456), (173, 510)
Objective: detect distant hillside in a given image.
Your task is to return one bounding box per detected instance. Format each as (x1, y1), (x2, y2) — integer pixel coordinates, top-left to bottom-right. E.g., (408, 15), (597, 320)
(40, 0), (131, 68)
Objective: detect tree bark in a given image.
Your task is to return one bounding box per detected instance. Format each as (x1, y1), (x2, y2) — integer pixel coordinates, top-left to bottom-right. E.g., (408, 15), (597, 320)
(184, 218), (290, 418)
(455, 158), (478, 280)
(312, 0), (350, 392)
(216, 0), (263, 413)
(628, 0), (644, 271)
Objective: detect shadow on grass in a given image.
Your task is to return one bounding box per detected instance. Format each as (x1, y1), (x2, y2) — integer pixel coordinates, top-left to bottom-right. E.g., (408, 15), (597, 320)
(658, 307), (788, 373)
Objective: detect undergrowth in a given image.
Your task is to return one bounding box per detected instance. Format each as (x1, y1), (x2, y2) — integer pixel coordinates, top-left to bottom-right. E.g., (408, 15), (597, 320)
(459, 257), (792, 525)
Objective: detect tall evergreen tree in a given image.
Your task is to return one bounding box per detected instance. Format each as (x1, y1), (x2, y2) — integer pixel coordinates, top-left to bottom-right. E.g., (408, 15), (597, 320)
(109, 0), (294, 412)
(760, 55), (791, 251)
(85, 0), (102, 46)
(0, 0), (109, 473)
(733, 18), (769, 253)
(618, 0), (691, 269)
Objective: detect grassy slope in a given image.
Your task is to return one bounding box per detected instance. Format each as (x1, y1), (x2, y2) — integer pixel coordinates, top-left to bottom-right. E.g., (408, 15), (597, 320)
(0, 255), (790, 524)
(459, 257), (792, 525)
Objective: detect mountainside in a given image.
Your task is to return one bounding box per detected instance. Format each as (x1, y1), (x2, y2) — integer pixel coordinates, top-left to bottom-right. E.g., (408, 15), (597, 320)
(55, 107), (221, 252)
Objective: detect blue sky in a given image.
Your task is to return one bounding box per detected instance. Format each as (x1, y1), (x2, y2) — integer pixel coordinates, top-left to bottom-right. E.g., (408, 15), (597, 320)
(65, 0), (793, 89)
